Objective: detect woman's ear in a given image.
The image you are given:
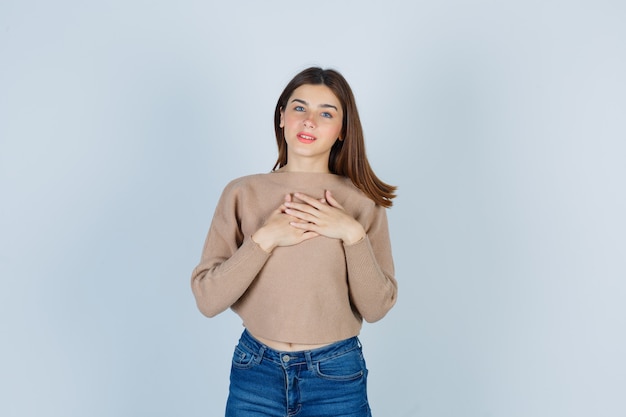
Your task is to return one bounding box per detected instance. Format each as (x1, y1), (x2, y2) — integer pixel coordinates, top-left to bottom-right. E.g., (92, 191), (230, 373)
(279, 107), (285, 128)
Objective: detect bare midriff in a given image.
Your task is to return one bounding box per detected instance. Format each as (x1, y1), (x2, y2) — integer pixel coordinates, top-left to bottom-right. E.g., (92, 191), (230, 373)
(251, 332), (332, 352)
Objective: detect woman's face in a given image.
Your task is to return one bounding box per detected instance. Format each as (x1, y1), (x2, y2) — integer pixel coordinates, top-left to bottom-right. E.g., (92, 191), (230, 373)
(280, 84), (343, 172)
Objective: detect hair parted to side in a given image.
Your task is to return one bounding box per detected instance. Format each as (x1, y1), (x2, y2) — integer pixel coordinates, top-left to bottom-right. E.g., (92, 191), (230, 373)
(273, 67), (397, 208)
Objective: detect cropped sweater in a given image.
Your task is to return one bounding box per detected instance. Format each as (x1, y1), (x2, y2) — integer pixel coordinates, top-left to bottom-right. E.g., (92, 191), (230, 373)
(191, 171), (397, 344)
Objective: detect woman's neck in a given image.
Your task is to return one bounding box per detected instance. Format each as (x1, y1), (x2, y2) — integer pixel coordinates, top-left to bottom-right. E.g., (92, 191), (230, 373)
(279, 161), (330, 174)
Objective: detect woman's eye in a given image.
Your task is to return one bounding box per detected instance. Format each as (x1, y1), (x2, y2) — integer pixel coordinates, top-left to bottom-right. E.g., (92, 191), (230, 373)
(321, 112), (333, 118)
(294, 106), (305, 112)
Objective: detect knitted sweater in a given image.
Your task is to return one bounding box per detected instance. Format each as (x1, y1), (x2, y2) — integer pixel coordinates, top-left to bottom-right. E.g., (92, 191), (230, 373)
(191, 171), (397, 344)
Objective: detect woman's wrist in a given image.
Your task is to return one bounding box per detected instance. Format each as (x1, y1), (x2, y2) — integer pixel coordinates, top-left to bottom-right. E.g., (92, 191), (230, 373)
(342, 224), (366, 245)
(251, 230), (275, 253)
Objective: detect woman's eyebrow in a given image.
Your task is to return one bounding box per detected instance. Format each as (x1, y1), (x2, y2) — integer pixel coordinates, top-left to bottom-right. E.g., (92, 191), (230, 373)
(291, 98), (308, 106)
(290, 98), (338, 111)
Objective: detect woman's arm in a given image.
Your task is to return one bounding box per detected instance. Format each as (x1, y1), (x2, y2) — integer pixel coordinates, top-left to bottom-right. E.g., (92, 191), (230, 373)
(283, 191), (398, 322)
(191, 188), (322, 318)
(190, 184), (272, 317)
(343, 207), (397, 322)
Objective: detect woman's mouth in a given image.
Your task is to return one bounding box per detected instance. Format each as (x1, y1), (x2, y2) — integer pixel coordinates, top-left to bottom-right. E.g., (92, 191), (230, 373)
(297, 133), (316, 144)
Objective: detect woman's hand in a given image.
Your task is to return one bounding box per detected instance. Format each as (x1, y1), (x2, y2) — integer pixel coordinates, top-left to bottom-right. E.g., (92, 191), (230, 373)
(251, 194), (319, 252)
(284, 190), (366, 245)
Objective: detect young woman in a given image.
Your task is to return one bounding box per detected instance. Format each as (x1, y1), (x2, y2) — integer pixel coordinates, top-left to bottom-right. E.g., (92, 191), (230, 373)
(191, 67), (398, 417)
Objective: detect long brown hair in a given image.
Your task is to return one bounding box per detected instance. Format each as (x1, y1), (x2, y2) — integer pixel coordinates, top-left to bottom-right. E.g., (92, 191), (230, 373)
(273, 67), (397, 208)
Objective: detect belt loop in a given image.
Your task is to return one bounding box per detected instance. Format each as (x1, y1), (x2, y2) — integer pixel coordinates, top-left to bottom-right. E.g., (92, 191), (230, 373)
(255, 345), (266, 364)
(304, 351), (314, 371)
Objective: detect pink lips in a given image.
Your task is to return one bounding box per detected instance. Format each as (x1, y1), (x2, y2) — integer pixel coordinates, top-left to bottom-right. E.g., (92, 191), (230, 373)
(297, 132), (316, 144)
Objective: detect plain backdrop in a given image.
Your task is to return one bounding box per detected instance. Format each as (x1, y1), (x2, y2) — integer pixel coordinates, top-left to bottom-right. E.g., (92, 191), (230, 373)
(1, 1), (625, 416)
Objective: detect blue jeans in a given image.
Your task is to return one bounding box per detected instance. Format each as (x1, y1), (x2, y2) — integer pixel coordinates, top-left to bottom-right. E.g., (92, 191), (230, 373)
(225, 329), (372, 417)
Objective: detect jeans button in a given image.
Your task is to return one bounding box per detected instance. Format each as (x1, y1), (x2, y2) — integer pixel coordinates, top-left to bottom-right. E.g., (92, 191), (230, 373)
(282, 355), (290, 363)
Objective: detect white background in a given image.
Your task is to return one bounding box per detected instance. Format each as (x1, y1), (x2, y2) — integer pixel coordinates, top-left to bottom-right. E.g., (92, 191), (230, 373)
(1, 1), (625, 416)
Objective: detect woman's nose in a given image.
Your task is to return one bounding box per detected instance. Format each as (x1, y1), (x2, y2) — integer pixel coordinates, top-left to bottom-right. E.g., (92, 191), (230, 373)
(303, 117), (315, 128)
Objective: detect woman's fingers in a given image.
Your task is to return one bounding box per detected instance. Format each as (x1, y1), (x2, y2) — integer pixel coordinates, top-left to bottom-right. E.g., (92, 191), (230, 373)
(292, 192), (325, 211)
(324, 190), (344, 210)
(284, 191), (348, 223)
(282, 194), (323, 220)
(286, 190), (365, 244)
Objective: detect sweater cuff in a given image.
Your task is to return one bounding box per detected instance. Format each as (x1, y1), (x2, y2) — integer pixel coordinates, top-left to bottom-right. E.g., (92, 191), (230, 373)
(343, 234), (367, 249)
(240, 236), (272, 264)
(343, 235), (376, 268)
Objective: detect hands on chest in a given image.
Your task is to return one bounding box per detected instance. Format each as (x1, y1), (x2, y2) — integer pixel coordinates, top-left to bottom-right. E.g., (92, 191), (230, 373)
(251, 190), (366, 252)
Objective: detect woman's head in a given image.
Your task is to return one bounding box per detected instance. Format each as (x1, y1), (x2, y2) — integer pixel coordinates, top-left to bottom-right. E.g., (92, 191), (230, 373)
(273, 67), (396, 207)
(273, 67), (362, 174)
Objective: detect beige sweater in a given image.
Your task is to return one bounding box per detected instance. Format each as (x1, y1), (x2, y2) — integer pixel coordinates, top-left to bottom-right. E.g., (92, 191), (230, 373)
(191, 171), (397, 344)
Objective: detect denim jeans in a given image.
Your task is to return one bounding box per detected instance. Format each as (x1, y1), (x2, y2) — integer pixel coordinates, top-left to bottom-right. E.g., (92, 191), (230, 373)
(225, 329), (372, 417)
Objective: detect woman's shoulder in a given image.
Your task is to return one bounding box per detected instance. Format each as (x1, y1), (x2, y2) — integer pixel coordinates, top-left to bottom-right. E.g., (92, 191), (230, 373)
(212, 173), (278, 209)
(222, 172), (275, 190)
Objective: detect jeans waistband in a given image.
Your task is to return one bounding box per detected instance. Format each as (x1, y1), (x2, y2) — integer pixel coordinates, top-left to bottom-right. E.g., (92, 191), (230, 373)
(238, 329), (361, 366)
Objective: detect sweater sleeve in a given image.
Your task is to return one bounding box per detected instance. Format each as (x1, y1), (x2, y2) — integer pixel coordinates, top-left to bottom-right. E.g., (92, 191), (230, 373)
(190, 181), (271, 318)
(344, 204), (397, 322)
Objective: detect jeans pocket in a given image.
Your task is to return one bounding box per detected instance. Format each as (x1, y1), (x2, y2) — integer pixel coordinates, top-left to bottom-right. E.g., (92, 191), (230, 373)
(231, 345), (257, 370)
(314, 348), (366, 381)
